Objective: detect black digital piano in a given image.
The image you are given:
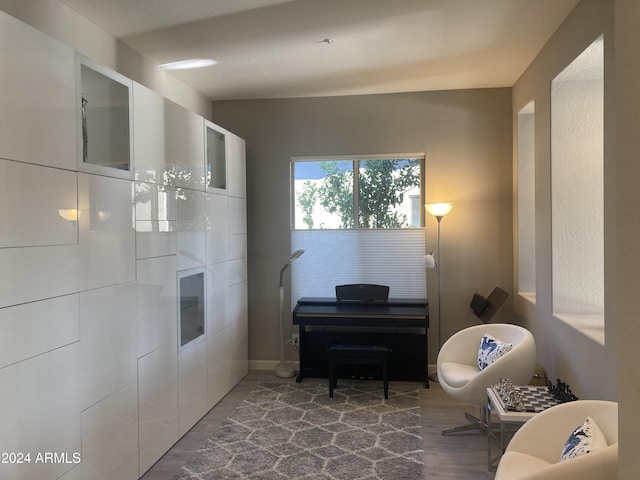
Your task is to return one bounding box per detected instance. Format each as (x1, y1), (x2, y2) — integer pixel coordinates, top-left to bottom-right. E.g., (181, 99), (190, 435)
(292, 296), (429, 387)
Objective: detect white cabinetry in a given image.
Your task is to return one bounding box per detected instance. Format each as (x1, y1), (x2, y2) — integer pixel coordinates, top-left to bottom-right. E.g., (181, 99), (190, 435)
(0, 12), (76, 171)
(203, 122), (249, 408)
(76, 54), (133, 179)
(0, 11), (247, 480)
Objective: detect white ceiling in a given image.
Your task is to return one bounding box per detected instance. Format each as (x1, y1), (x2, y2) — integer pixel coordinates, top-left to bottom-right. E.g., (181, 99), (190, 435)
(58, 0), (579, 101)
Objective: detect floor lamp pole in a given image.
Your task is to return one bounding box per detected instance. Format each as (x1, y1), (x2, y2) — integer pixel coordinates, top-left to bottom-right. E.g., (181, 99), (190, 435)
(427, 216), (444, 384)
(425, 202), (453, 383)
(435, 216), (443, 351)
(274, 250), (304, 378)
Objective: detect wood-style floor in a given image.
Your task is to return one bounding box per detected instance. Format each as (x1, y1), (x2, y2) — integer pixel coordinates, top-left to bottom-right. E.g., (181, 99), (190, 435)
(141, 371), (496, 479)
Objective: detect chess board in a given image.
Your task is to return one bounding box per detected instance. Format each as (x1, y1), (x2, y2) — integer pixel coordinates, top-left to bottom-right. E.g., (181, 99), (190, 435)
(493, 385), (560, 413)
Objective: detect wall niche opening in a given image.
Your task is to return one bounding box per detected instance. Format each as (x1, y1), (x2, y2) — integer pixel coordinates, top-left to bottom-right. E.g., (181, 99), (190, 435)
(517, 101), (536, 302)
(551, 35), (604, 344)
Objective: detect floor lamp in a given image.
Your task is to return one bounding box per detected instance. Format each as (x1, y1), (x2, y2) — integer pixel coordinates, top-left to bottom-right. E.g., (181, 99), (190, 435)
(425, 202), (453, 382)
(274, 249), (305, 378)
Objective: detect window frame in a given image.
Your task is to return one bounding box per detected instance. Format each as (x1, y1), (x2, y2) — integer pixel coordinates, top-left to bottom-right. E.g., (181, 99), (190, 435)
(290, 153), (426, 230)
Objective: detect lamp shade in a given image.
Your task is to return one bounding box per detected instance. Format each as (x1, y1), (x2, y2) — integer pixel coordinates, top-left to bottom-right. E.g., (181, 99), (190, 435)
(425, 203), (453, 217)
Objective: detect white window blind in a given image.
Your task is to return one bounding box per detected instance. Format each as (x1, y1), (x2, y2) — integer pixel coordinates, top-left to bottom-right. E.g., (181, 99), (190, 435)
(290, 229), (427, 303)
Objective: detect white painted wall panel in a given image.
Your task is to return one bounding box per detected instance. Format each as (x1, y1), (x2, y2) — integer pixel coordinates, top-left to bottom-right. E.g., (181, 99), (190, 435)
(0, 343), (81, 480)
(133, 83), (168, 186)
(135, 221), (177, 259)
(228, 257), (248, 286)
(176, 189), (206, 271)
(207, 327), (232, 409)
(0, 12), (76, 170)
(77, 173), (136, 289)
(0, 174), (135, 309)
(136, 256), (178, 358)
(228, 197), (247, 235)
(165, 101), (205, 191)
(207, 261), (229, 336)
(178, 340), (208, 436)
(138, 344), (179, 476)
(206, 193), (230, 264)
(229, 281), (248, 346)
(229, 336), (249, 387)
(80, 381), (139, 480)
(229, 233), (247, 261)
(134, 182), (176, 221)
(0, 244), (80, 308)
(0, 294), (79, 368)
(227, 133), (247, 199)
(228, 280), (249, 384)
(0, 160), (78, 248)
(80, 284), (137, 410)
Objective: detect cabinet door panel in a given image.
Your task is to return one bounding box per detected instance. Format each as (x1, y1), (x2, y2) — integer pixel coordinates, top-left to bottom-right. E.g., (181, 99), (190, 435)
(165, 101), (205, 190)
(227, 133), (246, 199)
(0, 12), (76, 170)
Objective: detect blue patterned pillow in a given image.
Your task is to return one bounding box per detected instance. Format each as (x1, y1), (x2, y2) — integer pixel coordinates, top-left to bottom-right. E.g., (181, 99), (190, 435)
(560, 416), (608, 462)
(477, 333), (513, 370)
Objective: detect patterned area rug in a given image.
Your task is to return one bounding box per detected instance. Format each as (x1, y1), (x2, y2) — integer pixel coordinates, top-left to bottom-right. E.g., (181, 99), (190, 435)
(172, 381), (424, 480)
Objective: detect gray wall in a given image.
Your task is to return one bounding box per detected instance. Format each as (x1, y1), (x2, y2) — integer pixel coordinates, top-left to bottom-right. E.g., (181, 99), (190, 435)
(213, 89), (513, 365)
(512, 0), (615, 402)
(615, 0), (640, 476)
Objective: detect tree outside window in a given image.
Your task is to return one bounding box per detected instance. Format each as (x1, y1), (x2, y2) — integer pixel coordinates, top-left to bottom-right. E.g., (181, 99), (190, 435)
(293, 156), (423, 230)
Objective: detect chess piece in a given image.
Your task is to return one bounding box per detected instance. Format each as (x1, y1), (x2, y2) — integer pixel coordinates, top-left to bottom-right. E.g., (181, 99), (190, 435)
(547, 378), (578, 403)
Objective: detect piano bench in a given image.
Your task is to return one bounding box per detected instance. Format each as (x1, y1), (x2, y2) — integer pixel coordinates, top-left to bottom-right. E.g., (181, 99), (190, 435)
(327, 345), (390, 399)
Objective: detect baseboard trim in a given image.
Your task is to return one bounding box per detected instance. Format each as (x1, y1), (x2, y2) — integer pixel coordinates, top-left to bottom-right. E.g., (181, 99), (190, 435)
(249, 361), (437, 377)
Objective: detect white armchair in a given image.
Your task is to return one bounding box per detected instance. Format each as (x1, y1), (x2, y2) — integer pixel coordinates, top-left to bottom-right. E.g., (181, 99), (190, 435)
(495, 400), (618, 480)
(437, 323), (536, 434)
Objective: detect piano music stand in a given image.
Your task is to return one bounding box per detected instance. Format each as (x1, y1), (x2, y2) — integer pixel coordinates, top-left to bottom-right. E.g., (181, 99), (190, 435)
(335, 284), (389, 302)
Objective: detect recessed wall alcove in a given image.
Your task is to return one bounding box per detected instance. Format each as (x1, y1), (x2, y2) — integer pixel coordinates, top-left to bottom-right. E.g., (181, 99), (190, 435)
(551, 35), (604, 344)
(517, 101), (536, 302)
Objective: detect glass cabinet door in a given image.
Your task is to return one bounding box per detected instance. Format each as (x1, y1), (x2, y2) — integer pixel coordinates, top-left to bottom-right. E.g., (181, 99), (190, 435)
(205, 121), (227, 191)
(76, 54), (133, 178)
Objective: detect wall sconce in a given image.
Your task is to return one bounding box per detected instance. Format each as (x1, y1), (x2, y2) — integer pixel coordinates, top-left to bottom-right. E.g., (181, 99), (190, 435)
(58, 209), (78, 222)
(423, 252), (436, 269)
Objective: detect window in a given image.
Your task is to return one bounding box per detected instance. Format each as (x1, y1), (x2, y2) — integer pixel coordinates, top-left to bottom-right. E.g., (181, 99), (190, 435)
(292, 155), (424, 230)
(290, 154), (427, 300)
